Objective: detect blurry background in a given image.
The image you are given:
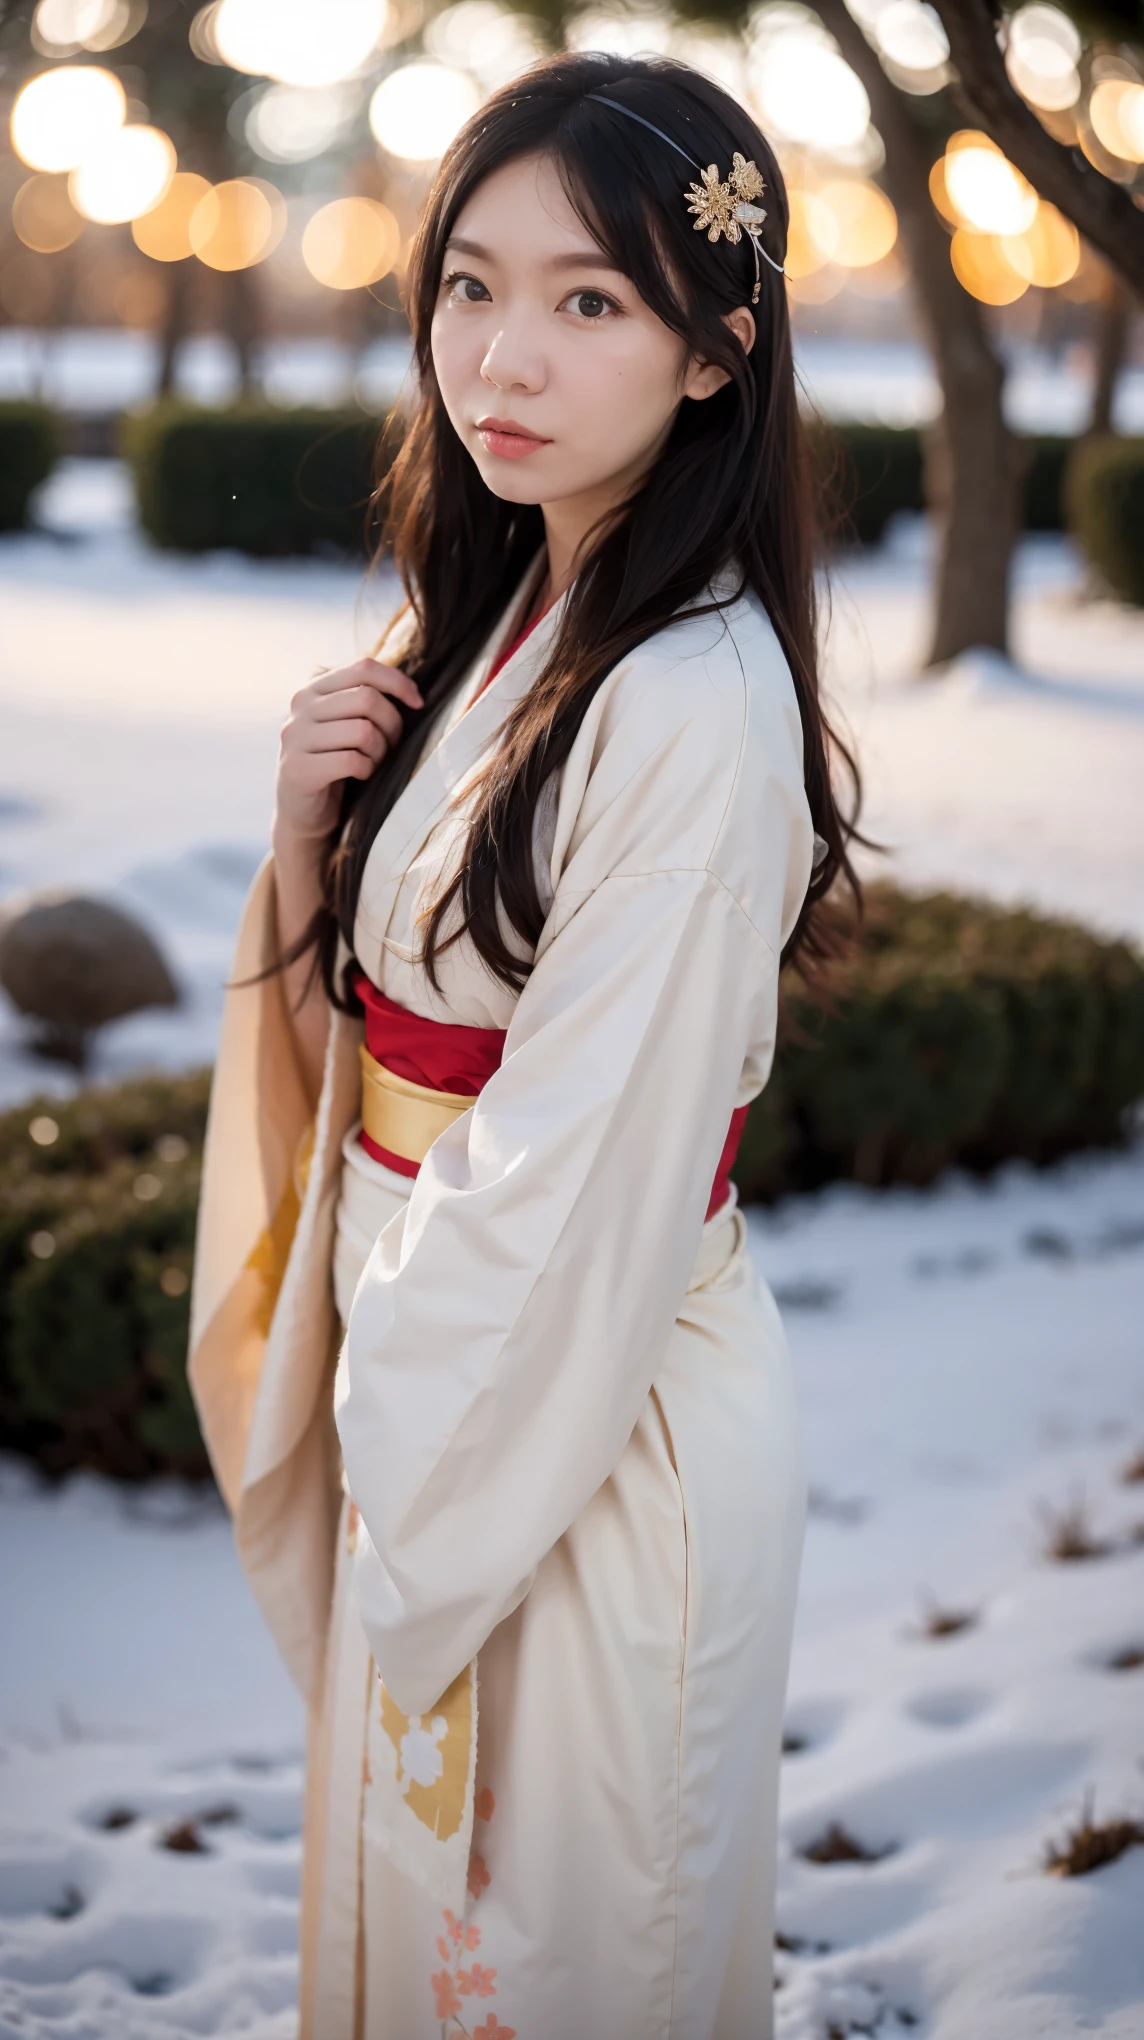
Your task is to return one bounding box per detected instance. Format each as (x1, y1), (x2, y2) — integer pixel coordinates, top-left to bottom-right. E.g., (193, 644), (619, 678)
(0, 6), (1143, 2039)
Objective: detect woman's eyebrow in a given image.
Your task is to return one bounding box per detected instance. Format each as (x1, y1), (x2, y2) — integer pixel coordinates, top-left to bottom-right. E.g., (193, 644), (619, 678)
(444, 234), (623, 273)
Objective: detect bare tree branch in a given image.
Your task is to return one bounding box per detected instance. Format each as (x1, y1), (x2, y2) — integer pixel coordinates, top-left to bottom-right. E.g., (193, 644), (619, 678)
(929, 0), (1144, 296)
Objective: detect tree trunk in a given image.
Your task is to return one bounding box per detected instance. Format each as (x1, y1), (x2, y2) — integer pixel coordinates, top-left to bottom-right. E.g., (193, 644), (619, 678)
(157, 257), (191, 398)
(816, 0), (1024, 665)
(223, 263), (259, 396)
(1086, 274), (1131, 438)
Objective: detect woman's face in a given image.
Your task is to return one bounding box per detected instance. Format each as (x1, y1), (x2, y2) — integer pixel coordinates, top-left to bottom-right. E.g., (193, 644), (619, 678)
(430, 152), (734, 523)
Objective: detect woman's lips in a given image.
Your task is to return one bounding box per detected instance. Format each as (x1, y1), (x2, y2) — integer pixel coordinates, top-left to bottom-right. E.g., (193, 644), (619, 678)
(475, 418), (551, 460)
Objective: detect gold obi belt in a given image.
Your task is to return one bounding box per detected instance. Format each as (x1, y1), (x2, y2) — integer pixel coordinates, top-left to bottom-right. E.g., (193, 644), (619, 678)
(359, 1044), (478, 1172)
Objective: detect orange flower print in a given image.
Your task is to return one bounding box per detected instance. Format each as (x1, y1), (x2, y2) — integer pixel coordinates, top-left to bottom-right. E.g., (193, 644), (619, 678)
(472, 2020), (516, 2040)
(464, 1922), (482, 1951)
(475, 1787), (496, 1822)
(443, 1909), (464, 1945)
(467, 1851), (491, 1898)
(456, 1962), (498, 1999)
(430, 1969), (462, 2020)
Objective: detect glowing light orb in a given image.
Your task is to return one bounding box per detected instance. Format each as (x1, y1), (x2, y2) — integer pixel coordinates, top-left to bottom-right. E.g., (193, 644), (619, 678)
(302, 196), (401, 288)
(131, 171), (212, 259)
(817, 180), (898, 268)
(751, 37), (870, 153)
(874, 1), (948, 74)
(784, 190), (840, 278)
(246, 84), (358, 164)
(369, 61), (480, 162)
(950, 228), (1028, 305)
(32, 0), (138, 53)
(10, 65), (125, 173)
(12, 174), (84, 252)
(189, 177), (286, 269)
(213, 0), (388, 88)
(70, 124), (175, 224)
(1001, 201), (1079, 287)
(1089, 79), (1144, 165)
(944, 142), (1038, 236)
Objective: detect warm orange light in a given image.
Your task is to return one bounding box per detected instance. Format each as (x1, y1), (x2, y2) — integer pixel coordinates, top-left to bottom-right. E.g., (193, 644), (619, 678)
(189, 176), (285, 269)
(301, 197), (401, 289)
(784, 189), (839, 277)
(1089, 78), (1144, 164)
(1002, 201), (1079, 287)
(131, 171), (212, 260)
(950, 228), (1028, 304)
(12, 173), (84, 252)
(818, 179), (897, 268)
(10, 64), (125, 172)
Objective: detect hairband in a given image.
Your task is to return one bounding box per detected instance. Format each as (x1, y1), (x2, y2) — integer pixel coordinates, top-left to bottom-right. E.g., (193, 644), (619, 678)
(585, 90), (787, 304)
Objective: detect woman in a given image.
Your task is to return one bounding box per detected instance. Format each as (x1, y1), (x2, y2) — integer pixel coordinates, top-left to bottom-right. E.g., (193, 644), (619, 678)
(190, 50), (857, 2040)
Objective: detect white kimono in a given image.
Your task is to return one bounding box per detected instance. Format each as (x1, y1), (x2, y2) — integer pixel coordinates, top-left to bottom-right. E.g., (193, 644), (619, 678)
(189, 581), (813, 2040)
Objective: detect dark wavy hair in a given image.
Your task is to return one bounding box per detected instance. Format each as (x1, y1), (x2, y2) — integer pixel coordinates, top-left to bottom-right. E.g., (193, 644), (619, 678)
(313, 49), (859, 1004)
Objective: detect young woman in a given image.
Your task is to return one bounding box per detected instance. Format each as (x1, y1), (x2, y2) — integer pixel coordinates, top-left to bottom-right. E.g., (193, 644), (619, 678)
(190, 50), (857, 2040)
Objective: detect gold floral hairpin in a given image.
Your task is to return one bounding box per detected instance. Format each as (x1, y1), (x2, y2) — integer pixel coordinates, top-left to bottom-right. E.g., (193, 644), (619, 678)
(586, 94), (786, 306)
(685, 154), (770, 303)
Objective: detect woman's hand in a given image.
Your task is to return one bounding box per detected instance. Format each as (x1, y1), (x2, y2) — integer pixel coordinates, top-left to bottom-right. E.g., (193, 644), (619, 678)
(273, 658), (424, 852)
(270, 657), (423, 1104)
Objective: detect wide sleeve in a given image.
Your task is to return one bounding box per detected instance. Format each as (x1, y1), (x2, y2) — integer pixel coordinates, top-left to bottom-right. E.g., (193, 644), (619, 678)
(335, 862), (779, 1716)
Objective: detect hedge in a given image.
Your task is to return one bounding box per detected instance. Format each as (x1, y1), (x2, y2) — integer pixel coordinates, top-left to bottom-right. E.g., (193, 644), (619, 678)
(3, 887), (1143, 1478)
(0, 401), (59, 531)
(1066, 435), (1144, 606)
(822, 424), (1073, 546)
(120, 403), (401, 558)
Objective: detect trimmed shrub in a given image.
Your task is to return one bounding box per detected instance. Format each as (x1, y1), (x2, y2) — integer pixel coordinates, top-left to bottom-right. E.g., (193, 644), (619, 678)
(0, 401), (59, 531)
(0, 1072), (210, 1478)
(734, 885), (1144, 1201)
(1066, 435), (1144, 605)
(2, 891), (1142, 1479)
(121, 403), (399, 558)
(818, 424), (1072, 546)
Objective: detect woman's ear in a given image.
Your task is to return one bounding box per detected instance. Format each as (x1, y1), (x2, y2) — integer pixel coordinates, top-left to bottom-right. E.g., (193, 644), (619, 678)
(682, 305), (757, 403)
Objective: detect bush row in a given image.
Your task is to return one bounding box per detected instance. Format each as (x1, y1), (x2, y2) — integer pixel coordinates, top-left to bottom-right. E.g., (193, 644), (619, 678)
(1066, 435), (1144, 606)
(821, 422), (1073, 546)
(120, 403), (399, 558)
(2, 887), (1142, 1479)
(0, 401), (60, 531)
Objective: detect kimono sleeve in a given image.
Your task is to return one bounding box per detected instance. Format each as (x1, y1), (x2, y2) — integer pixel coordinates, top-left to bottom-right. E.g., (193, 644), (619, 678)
(335, 863), (778, 1717)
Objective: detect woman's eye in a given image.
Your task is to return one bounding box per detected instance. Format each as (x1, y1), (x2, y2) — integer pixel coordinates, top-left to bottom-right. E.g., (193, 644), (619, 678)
(447, 273), (490, 304)
(562, 288), (615, 321)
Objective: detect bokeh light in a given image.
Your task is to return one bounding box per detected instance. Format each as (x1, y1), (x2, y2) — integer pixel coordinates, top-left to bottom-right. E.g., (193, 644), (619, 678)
(301, 196), (400, 288)
(1089, 79), (1144, 165)
(748, 28), (871, 153)
(189, 177), (286, 269)
(1001, 201), (1079, 287)
(32, 0), (143, 54)
(1005, 5), (1081, 113)
(871, 0), (949, 91)
(213, 0), (388, 89)
(949, 229), (1029, 306)
(131, 171), (212, 260)
(944, 136), (1038, 236)
(369, 61), (481, 162)
(10, 65), (125, 173)
(817, 180), (898, 268)
(12, 173), (85, 252)
(427, 1), (545, 90)
(69, 124), (175, 224)
(565, 6), (673, 59)
(784, 190), (840, 278)
(245, 83), (359, 164)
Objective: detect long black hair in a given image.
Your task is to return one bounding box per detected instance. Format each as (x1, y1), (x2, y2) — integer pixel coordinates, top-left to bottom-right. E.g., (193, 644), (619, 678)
(315, 49), (859, 1003)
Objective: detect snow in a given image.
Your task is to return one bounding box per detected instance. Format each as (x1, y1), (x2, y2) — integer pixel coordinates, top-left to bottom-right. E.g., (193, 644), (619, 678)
(1, 462), (1143, 2035)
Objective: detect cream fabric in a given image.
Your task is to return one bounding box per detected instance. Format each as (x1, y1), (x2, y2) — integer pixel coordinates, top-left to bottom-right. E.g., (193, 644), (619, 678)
(190, 580), (813, 2038)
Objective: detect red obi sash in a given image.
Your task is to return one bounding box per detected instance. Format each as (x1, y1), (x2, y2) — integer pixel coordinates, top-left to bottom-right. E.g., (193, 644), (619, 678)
(356, 974), (746, 1221)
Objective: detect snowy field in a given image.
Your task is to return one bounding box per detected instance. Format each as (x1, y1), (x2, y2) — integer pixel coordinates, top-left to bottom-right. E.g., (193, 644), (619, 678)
(0, 463), (1142, 2037)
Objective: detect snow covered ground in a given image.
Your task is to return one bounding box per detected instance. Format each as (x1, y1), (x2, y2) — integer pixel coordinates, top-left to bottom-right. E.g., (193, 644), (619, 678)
(0, 463), (1142, 2036)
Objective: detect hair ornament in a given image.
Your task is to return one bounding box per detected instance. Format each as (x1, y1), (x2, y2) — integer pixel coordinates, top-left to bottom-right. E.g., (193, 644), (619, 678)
(586, 91), (786, 305)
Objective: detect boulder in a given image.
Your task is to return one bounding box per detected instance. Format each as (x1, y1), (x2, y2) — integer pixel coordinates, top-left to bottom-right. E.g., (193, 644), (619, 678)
(0, 890), (179, 1067)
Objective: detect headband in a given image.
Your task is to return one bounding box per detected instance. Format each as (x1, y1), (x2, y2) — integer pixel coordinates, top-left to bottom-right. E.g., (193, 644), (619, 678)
(586, 90), (787, 305)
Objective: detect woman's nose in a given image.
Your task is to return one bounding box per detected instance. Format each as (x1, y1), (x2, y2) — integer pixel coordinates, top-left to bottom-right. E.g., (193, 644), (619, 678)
(480, 321), (545, 395)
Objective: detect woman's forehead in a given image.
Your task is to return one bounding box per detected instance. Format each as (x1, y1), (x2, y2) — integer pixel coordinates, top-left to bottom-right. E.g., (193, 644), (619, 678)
(447, 154), (615, 267)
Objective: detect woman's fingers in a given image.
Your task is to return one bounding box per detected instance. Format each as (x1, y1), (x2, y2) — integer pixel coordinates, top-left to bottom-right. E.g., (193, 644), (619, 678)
(307, 658), (423, 712)
(284, 716), (389, 761)
(308, 683), (406, 746)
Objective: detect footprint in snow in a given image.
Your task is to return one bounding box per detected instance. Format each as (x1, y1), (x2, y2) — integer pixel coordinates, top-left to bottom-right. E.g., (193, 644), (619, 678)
(904, 1686), (993, 1729)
